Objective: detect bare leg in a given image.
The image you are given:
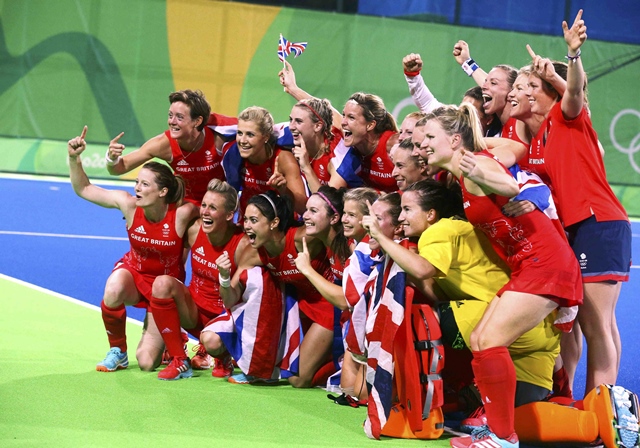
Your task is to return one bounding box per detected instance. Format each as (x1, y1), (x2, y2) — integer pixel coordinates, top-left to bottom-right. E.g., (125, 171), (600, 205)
(136, 312), (165, 371)
(288, 322), (332, 388)
(560, 321), (582, 390)
(579, 281), (621, 394)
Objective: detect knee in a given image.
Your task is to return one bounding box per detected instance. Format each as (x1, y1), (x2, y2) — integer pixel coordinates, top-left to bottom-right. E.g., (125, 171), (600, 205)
(288, 376), (312, 389)
(103, 284), (125, 307)
(152, 275), (175, 299)
(136, 348), (161, 371)
(200, 332), (224, 356)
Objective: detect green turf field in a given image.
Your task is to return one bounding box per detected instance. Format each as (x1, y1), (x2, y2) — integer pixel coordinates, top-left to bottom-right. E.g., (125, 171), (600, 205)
(0, 276), (452, 447)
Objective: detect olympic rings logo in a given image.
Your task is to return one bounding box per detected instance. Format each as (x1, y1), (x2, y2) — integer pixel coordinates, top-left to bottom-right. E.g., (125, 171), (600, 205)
(610, 109), (640, 174)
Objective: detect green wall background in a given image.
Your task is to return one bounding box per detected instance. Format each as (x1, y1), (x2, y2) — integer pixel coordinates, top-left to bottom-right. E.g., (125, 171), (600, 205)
(1, 0), (638, 213)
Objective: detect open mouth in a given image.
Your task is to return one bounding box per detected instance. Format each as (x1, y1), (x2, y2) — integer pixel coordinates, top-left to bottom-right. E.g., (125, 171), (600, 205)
(482, 94), (493, 110)
(201, 217), (213, 228)
(245, 231), (257, 244)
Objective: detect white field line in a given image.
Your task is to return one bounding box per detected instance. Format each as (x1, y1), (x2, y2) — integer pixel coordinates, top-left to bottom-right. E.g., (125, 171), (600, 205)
(0, 230), (127, 241)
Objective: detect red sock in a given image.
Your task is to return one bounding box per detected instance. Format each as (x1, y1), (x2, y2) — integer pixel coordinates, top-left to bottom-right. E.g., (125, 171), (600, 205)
(311, 361), (337, 388)
(472, 346), (516, 439)
(101, 302), (127, 352)
(552, 366), (573, 399)
(149, 298), (185, 359)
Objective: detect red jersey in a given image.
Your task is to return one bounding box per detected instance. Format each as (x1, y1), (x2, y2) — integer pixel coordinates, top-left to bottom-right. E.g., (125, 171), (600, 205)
(538, 103), (628, 227)
(258, 227), (335, 329)
(189, 226), (245, 317)
(305, 127), (344, 191)
(459, 152), (582, 307)
(359, 130), (398, 192)
(327, 247), (345, 285)
(165, 126), (224, 204)
(123, 205), (185, 280)
(238, 148), (282, 216)
(501, 117), (539, 173)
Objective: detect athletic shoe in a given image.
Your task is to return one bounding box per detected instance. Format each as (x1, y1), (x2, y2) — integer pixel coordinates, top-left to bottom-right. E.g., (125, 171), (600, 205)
(161, 332), (189, 365)
(228, 372), (278, 385)
(96, 347), (128, 372)
(587, 384), (640, 448)
(449, 425), (519, 448)
(611, 385), (639, 448)
(327, 393), (368, 408)
(191, 344), (213, 370)
(460, 406), (487, 433)
(158, 357), (193, 381)
(211, 355), (234, 378)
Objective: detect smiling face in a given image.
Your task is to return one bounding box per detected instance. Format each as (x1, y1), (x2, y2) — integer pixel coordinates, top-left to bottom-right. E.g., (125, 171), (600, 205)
(526, 73), (557, 117)
(341, 100), (371, 148)
(398, 115), (419, 140)
(392, 149), (424, 191)
(368, 200), (398, 251)
(289, 106), (320, 147)
(237, 120), (268, 160)
(399, 191), (432, 237)
(200, 191), (233, 235)
(167, 101), (199, 140)
(302, 194), (335, 238)
(481, 67), (512, 116)
(342, 199), (367, 241)
(414, 120), (453, 168)
(242, 204), (273, 248)
(508, 74), (533, 120)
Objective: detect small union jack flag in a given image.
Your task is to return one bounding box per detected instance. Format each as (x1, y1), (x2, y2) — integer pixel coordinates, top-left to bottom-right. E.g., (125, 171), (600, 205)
(278, 34), (307, 62)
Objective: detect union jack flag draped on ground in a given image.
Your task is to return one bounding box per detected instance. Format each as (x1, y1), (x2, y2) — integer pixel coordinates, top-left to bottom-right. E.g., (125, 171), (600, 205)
(278, 34), (307, 62)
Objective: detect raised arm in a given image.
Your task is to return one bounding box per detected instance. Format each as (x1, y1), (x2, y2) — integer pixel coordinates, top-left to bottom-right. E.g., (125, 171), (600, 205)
(561, 9), (587, 120)
(484, 136), (527, 168)
(402, 53), (444, 113)
(106, 132), (172, 175)
(269, 152), (307, 215)
(278, 60), (343, 129)
(452, 40), (489, 87)
(68, 126), (134, 212)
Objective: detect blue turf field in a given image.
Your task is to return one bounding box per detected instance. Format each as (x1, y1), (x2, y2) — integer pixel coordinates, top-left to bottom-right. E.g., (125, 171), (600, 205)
(1, 174), (638, 398)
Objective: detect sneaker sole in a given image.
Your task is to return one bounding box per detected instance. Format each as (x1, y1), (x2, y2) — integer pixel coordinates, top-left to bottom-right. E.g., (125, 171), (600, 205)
(96, 364), (128, 372)
(158, 370), (193, 381)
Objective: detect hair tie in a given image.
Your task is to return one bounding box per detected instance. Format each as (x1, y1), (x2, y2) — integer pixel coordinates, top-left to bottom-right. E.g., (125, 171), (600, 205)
(299, 102), (325, 127)
(316, 192), (338, 215)
(259, 193), (278, 217)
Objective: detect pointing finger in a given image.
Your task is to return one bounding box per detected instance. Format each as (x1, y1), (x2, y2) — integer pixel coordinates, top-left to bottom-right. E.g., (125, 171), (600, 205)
(574, 9), (583, 25)
(111, 132), (125, 144)
(526, 44), (537, 60)
(302, 236), (308, 254)
(80, 125), (88, 140)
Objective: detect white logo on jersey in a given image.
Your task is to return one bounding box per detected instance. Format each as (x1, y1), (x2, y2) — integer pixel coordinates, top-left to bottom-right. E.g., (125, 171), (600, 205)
(195, 246), (205, 256)
(177, 159), (189, 166)
(161, 327), (172, 334)
(134, 225), (146, 234)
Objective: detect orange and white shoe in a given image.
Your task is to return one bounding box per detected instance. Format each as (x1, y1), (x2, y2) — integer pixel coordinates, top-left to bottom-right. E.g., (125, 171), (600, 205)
(191, 344), (213, 370)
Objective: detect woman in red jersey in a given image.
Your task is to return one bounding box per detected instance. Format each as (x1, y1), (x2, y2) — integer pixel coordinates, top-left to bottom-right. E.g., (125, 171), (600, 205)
(223, 191), (334, 387)
(413, 104), (583, 448)
(68, 126), (199, 380)
(525, 10), (631, 395)
(105, 89), (226, 205)
(223, 106), (306, 216)
(150, 179), (252, 377)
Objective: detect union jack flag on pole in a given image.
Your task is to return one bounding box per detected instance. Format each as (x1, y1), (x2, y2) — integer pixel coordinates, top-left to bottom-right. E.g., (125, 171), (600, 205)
(278, 33), (307, 62)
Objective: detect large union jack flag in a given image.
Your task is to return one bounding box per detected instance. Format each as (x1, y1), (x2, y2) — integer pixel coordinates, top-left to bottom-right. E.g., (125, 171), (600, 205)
(278, 34), (307, 62)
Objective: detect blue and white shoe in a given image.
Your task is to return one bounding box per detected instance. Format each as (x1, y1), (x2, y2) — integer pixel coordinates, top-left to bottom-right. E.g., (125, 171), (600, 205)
(449, 425), (519, 448)
(611, 385), (640, 448)
(96, 347), (129, 372)
(228, 372), (278, 385)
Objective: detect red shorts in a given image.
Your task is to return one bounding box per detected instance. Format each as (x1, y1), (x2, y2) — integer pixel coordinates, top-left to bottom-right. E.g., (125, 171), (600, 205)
(113, 262), (152, 309)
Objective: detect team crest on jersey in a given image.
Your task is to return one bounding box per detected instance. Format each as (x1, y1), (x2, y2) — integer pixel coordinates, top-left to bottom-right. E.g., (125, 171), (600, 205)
(162, 223), (170, 237)
(287, 253), (296, 266)
(376, 156), (385, 170)
(134, 225), (146, 234)
(205, 150), (213, 163)
(318, 164), (326, 177)
(266, 167), (272, 175)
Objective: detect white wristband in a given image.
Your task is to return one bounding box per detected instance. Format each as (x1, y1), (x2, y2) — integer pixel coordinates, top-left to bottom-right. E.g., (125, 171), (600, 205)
(461, 58), (480, 77)
(105, 150), (121, 166)
(219, 274), (231, 288)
